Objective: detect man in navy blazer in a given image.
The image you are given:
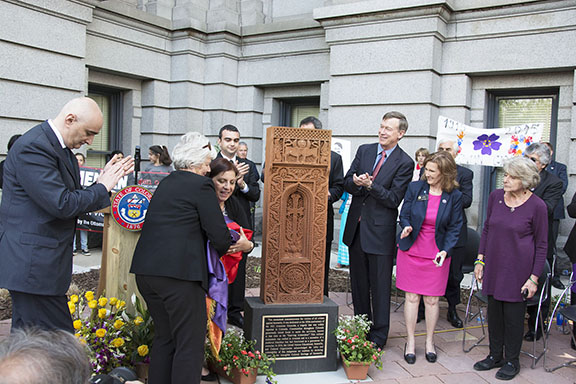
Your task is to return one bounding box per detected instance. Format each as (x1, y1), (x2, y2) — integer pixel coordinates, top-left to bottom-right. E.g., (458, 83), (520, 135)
(544, 142), (568, 290)
(437, 139), (473, 328)
(0, 97), (133, 332)
(298, 116), (345, 296)
(343, 111), (414, 347)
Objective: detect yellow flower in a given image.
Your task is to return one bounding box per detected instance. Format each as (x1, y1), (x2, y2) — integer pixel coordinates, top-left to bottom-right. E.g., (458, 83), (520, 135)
(88, 300), (98, 309)
(74, 333), (87, 345)
(134, 316), (144, 326)
(109, 297), (118, 306)
(73, 320), (82, 330)
(98, 297), (108, 307)
(116, 300), (126, 310)
(68, 301), (76, 314)
(98, 308), (107, 319)
(137, 345), (149, 357)
(113, 319), (124, 330)
(70, 294), (79, 304)
(111, 338), (125, 348)
(95, 328), (106, 338)
(85, 291), (94, 301)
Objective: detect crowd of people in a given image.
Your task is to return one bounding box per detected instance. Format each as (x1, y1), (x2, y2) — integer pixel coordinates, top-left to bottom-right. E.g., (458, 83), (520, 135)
(0, 96), (574, 383)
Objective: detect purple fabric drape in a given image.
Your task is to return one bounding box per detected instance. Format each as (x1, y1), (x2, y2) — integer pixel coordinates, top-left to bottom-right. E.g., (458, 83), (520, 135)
(206, 240), (228, 333)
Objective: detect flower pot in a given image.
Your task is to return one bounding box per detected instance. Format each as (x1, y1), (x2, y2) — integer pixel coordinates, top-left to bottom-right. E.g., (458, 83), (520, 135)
(134, 362), (149, 383)
(342, 357), (371, 380)
(211, 364), (258, 384)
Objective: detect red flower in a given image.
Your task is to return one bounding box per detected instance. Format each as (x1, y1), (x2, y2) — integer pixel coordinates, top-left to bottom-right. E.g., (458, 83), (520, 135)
(223, 366), (228, 370)
(241, 350), (248, 355)
(347, 339), (352, 344)
(233, 355), (239, 360)
(248, 352), (255, 358)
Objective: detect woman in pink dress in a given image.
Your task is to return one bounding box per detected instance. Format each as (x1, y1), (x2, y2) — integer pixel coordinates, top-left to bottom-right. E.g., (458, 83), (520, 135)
(397, 151), (463, 364)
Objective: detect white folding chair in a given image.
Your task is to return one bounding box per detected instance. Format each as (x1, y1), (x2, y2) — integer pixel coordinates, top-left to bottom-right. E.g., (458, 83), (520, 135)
(545, 272), (576, 372)
(521, 261), (551, 368)
(462, 275), (488, 352)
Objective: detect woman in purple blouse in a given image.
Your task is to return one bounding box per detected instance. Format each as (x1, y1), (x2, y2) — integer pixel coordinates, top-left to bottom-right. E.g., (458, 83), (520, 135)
(473, 156), (547, 380)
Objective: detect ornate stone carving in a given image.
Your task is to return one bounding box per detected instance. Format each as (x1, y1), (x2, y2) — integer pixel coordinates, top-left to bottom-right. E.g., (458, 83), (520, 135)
(260, 127), (330, 304)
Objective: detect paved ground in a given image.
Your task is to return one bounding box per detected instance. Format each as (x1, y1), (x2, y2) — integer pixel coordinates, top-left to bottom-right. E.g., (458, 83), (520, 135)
(1, 247), (575, 383)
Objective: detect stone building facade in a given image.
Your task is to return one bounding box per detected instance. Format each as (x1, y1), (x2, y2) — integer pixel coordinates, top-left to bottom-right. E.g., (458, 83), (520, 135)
(1, 0), (575, 233)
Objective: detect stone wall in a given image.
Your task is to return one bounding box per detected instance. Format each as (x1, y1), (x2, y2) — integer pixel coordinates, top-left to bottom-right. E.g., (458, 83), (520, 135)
(1, 0), (575, 233)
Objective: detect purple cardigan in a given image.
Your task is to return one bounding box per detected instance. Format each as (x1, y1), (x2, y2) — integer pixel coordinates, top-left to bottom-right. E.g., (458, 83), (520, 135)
(479, 189), (547, 302)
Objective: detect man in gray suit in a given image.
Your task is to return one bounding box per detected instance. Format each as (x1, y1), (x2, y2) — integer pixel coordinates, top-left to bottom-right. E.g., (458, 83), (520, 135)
(0, 97), (133, 332)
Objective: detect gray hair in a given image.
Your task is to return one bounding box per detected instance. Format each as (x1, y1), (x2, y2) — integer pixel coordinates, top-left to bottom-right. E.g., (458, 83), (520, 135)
(524, 142), (551, 166)
(0, 328), (91, 384)
(437, 138), (458, 152)
(503, 156), (541, 190)
(172, 132), (216, 171)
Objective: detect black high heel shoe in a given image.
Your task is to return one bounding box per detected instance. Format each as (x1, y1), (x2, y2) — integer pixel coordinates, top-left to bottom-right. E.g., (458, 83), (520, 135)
(404, 343), (416, 364)
(425, 344), (437, 363)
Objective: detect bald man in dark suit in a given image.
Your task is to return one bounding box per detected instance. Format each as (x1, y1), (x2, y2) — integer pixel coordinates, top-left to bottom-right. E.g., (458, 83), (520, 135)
(0, 97), (133, 332)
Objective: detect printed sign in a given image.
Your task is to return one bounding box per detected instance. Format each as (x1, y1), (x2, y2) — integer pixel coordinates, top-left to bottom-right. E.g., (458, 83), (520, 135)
(111, 186), (152, 231)
(436, 116), (544, 167)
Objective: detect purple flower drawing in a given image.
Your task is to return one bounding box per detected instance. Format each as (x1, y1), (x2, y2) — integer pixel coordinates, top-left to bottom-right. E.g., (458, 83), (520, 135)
(473, 133), (502, 155)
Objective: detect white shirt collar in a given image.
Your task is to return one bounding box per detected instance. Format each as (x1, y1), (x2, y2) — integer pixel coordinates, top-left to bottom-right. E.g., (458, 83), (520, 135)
(221, 153), (237, 162)
(47, 119), (66, 149)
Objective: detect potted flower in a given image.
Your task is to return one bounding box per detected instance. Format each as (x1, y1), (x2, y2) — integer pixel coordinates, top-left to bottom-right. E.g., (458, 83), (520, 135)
(334, 314), (385, 380)
(206, 328), (277, 384)
(68, 291), (130, 374)
(68, 291), (154, 380)
(121, 294), (154, 380)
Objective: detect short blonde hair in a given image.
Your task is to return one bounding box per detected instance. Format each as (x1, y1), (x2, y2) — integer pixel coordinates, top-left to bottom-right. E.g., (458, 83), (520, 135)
(172, 132), (216, 171)
(503, 156), (540, 190)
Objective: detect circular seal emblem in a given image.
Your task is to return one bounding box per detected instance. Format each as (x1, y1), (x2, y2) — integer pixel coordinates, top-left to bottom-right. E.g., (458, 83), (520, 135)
(111, 186), (152, 231)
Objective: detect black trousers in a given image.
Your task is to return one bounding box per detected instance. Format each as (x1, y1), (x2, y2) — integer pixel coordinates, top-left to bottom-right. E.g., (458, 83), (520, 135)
(9, 290), (73, 333)
(445, 246), (465, 308)
(228, 251), (247, 320)
(136, 275), (206, 384)
(487, 296), (526, 365)
(323, 213), (335, 296)
(348, 226), (393, 346)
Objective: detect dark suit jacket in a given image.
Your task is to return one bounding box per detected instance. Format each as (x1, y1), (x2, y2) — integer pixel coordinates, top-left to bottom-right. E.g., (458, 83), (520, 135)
(327, 151), (345, 242)
(0, 121), (110, 295)
(455, 165), (473, 247)
(532, 169), (563, 259)
(563, 191), (576, 264)
(217, 153), (260, 229)
(397, 181), (463, 256)
(546, 160), (568, 219)
(130, 171), (231, 290)
(343, 143), (414, 255)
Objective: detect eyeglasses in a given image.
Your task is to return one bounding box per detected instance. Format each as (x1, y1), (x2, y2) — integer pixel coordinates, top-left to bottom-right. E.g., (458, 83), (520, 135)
(202, 142), (212, 150)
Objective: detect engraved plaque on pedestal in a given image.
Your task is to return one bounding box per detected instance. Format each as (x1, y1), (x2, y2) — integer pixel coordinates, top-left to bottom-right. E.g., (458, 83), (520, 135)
(261, 127), (330, 304)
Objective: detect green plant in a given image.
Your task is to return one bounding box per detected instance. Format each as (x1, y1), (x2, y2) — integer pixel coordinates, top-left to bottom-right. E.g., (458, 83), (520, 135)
(121, 294), (154, 364)
(68, 291), (153, 374)
(206, 328), (276, 383)
(333, 314), (384, 369)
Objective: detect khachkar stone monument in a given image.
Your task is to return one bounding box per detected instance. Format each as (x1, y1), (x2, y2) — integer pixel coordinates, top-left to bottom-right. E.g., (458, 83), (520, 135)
(244, 127), (338, 374)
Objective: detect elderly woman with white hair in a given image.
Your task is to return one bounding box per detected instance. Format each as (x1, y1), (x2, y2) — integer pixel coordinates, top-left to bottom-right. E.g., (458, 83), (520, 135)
(130, 132), (232, 384)
(473, 156), (547, 380)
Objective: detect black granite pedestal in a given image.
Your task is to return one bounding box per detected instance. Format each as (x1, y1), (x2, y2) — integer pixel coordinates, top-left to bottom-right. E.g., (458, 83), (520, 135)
(243, 296), (338, 374)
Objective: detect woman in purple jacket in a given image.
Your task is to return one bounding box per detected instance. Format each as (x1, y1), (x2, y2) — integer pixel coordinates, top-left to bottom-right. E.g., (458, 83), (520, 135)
(473, 156), (547, 380)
